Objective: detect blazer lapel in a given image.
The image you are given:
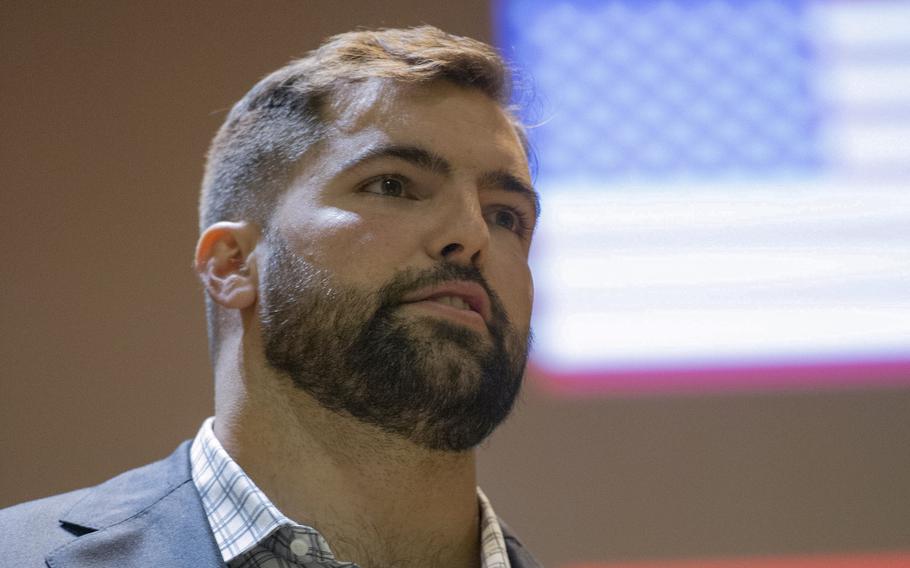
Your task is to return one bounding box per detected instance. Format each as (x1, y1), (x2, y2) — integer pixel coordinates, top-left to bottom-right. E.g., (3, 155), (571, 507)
(47, 442), (223, 568)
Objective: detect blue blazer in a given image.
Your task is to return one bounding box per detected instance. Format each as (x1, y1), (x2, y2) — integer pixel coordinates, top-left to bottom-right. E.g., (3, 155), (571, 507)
(0, 442), (542, 567)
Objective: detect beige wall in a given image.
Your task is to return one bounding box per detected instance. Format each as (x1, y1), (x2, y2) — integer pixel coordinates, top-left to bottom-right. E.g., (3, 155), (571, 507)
(2, 3), (909, 567)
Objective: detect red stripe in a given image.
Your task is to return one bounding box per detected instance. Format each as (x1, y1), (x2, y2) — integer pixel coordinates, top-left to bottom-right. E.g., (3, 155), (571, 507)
(563, 550), (910, 568)
(531, 358), (910, 397)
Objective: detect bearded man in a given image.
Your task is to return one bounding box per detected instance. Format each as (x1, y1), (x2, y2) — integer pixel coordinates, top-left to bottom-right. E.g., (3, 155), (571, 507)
(0, 26), (541, 568)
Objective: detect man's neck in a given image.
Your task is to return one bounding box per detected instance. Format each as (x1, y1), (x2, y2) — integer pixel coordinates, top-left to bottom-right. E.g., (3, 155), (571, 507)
(213, 363), (481, 568)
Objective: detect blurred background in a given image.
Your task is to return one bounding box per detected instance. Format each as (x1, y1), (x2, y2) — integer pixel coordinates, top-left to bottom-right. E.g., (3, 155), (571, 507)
(1, 1), (908, 567)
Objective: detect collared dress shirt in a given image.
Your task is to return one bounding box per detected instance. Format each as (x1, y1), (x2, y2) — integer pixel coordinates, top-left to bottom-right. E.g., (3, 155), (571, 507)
(190, 417), (511, 568)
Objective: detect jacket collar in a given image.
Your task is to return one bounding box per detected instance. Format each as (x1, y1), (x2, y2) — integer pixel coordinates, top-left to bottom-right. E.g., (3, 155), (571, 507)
(48, 441), (222, 568)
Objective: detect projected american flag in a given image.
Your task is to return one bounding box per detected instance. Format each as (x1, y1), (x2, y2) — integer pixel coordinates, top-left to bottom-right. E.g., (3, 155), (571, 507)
(498, 0), (910, 393)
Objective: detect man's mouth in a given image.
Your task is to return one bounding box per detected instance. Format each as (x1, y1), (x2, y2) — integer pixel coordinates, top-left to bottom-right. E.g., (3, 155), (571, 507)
(399, 281), (492, 330)
(426, 295), (473, 311)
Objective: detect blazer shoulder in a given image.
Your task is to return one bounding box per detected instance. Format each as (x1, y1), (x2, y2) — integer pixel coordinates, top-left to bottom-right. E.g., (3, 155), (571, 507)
(0, 487), (94, 566)
(0, 441), (194, 567)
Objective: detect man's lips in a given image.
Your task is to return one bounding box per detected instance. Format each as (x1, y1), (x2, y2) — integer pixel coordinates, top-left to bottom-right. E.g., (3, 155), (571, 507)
(400, 281), (492, 325)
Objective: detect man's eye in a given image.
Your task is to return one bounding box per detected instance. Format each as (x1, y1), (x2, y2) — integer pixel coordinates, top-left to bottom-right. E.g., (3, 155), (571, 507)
(490, 207), (529, 235)
(494, 210), (517, 230)
(361, 175), (407, 197)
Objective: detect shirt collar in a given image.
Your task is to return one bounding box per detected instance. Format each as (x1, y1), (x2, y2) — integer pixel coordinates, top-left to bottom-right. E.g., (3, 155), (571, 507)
(190, 417), (510, 567)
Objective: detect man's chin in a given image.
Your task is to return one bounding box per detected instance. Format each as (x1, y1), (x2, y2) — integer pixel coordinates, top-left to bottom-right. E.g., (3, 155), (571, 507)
(401, 316), (493, 356)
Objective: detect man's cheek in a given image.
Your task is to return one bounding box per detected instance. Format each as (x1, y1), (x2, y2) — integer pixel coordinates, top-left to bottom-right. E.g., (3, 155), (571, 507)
(492, 263), (533, 310)
(287, 219), (375, 267)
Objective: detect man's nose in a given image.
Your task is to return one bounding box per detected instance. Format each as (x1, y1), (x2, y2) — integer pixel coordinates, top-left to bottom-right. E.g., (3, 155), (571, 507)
(427, 191), (490, 268)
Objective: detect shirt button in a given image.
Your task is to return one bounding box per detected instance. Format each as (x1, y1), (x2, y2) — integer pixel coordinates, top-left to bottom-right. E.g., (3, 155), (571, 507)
(290, 537), (310, 557)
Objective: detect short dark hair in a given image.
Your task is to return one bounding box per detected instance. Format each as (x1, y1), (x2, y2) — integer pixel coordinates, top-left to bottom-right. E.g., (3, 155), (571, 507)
(198, 26), (525, 357)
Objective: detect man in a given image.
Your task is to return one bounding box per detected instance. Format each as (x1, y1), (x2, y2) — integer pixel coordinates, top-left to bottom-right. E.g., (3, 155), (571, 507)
(0, 26), (541, 568)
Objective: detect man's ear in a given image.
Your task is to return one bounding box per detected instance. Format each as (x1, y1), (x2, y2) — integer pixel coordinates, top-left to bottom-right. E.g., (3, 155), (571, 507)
(194, 221), (259, 310)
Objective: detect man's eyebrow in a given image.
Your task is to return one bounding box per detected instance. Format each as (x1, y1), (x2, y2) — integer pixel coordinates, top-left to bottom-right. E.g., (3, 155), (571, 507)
(341, 144), (452, 177)
(340, 143), (540, 220)
(479, 170), (541, 221)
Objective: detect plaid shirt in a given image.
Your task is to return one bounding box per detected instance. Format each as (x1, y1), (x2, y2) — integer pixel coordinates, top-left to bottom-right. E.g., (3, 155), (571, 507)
(190, 417), (511, 568)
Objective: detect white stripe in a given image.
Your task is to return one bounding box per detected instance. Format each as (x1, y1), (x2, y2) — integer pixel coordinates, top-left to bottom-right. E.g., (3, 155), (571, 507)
(809, 1), (910, 49)
(818, 64), (910, 108)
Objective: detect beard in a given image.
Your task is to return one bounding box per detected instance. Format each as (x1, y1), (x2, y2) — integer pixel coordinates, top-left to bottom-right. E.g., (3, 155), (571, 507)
(258, 232), (531, 452)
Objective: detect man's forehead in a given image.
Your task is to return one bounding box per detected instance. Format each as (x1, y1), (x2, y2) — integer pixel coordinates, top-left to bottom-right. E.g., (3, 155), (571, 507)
(325, 79), (520, 143)
(324, 78), (395, 134)
(322, 80), (531, 180)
